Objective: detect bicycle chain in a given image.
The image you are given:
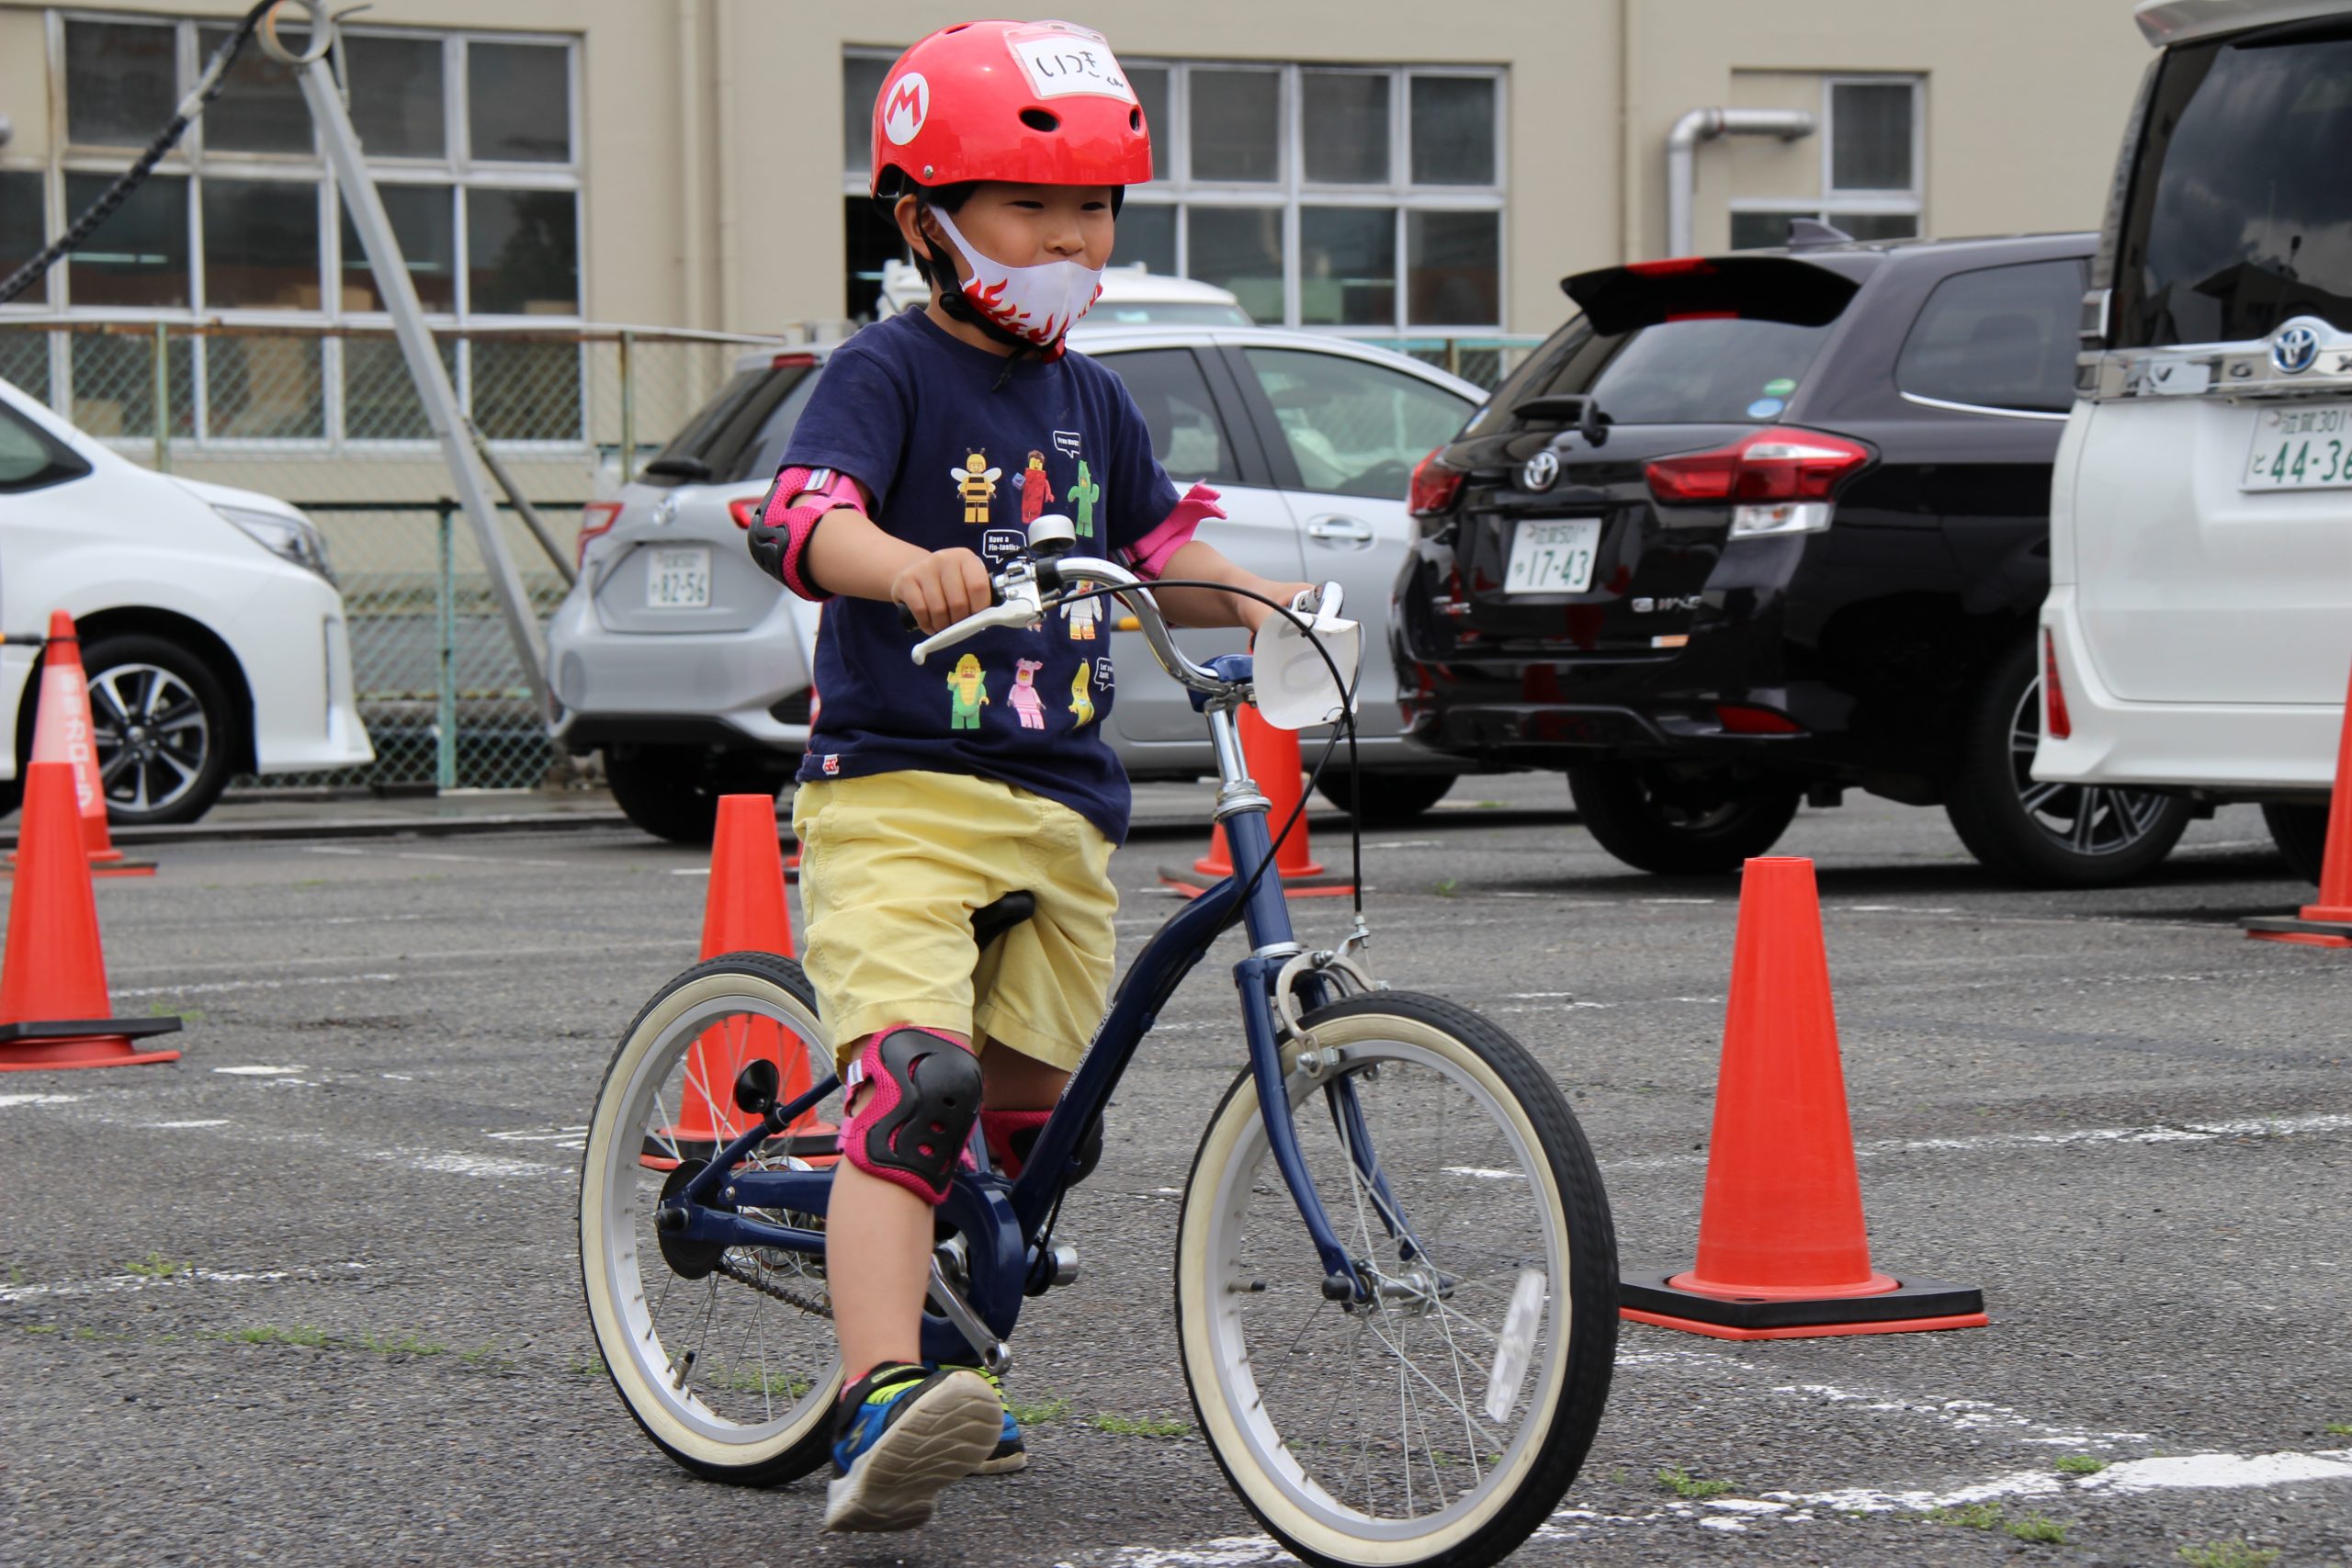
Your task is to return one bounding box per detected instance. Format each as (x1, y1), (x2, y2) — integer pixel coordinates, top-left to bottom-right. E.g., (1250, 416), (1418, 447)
(715, 1253), (832, 1319)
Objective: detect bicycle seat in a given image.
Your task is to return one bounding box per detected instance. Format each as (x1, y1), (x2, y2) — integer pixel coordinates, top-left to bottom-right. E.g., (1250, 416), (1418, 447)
(971, 891), (1036, 951)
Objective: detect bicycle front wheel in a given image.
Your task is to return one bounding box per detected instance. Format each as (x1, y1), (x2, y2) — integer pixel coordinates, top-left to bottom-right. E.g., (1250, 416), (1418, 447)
(1175, 992), (1616, 1568)
(579, 952), (843, 1485)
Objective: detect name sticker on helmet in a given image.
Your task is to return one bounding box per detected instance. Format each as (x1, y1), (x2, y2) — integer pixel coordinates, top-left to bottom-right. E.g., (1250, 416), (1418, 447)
(1009, 35), (1136, 103)
(881, 73), (929, 145)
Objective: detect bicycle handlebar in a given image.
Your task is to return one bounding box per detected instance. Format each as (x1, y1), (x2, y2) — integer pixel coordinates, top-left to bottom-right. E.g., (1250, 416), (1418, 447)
(910, 553), (1238, 702)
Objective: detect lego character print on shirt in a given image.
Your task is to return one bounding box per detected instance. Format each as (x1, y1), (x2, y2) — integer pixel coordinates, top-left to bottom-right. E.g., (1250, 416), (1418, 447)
(1067, 458), (1101, 539)
(1069, 661), (1095, 727)
(946, 653), (990, 728)
(1015, 449), (1055, 526)
(1009, 659), (1046, 728)
(953, 452), (1001, 524)
(1060, 594), (1101, 641)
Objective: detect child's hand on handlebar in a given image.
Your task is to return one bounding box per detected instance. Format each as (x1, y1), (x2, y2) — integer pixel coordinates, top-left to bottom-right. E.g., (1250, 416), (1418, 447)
(890, 547), (995, 635)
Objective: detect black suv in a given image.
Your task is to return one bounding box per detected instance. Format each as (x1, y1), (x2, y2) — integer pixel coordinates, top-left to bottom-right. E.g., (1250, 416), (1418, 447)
(1394, 231), (2193, 886)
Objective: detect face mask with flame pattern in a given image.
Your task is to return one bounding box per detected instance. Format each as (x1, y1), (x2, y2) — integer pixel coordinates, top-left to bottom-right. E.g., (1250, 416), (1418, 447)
(929, 206), (1105, 351)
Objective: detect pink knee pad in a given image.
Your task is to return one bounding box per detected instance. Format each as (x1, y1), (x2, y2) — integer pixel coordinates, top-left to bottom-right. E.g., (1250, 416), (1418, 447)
(839, 1026), (983, 1203)
(979, 1108), (1053, 1179)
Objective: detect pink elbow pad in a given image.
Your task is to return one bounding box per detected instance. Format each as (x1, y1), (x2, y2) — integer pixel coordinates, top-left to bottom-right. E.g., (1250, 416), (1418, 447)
(753, 466), (865, 602)
(1123, 482), (1225, 581)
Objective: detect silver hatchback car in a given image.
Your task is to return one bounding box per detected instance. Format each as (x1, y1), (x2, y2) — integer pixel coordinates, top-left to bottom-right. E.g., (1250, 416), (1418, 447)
(547, 324), (1481, 841)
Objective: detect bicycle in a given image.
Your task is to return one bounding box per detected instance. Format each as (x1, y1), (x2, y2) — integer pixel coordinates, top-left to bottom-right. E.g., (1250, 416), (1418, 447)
(579, 520), (1619, 1568)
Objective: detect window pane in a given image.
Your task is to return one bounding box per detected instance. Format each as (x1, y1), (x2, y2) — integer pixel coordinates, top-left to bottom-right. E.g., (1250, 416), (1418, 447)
(208, 337), (325, 439)
(343, 333), (458, 441)
(198, 24), (313, 153)
(1187, 207), (1283, 322)
(1299, 207), (1396, 327)
(1128, 66), (1170, 183)
(0, 172), (48, 306)
(0, 400), (89, 492)
(65, 21), (177, 147)
(1830, 82), (1913, 192)
(469, 42), (571, 164)
(1895, 259), (2084, 413)
(1409, 76), (1495, 186)
(843, 193), (907, 321)
(842, 54), (892, 177)
(67, 332), (194, 440)
(202, 180), (321, 310)
(1190, 71), (1279, 183)
(1114, 202), (1176, 278)
(1304, 73), (1388, 185)
(66, 173), (189, 309)
(346, 34), (447, 159)
(1407, 209), (1498, 325)
(341, 185), (457, 311)
(466, 187), (578, 314)
(1097, 349), (1238, 484)
(1730, 209), (1814, 250)
(1829, 211), (1918, 241)
(1244, 347), (1470, 501)
(472, 339), (582, 441)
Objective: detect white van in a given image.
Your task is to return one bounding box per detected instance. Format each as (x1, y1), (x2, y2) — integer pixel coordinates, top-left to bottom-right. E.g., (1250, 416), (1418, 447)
(2040, 0), (2352, 881)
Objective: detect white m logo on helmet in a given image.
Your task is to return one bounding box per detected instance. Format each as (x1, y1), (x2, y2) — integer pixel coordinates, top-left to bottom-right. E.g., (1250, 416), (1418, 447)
(882, 73), (929, 146)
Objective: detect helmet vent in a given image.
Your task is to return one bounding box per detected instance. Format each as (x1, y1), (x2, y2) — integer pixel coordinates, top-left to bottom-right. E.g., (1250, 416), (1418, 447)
(1020, 107), (1060, 133)
(1129, 107), (1142, 131)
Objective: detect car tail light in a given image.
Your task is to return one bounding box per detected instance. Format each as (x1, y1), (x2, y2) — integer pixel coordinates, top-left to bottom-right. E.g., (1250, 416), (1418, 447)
(1408, 446), (1464, 517)
(1626, 255), (1716, 276)
(1645, 426), (1871, 537)
(1715, 704), (1804, 735)
(771, 352), (818, 369)
(728, 496), (764, 530)
(2043, 631), (2072, 741)
(576, 500), (624, 567)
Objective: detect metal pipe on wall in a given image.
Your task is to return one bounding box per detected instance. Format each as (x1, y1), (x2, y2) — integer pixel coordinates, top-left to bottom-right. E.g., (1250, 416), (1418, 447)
(1665, 107), (1816, 258)
(676, 0), (708, 330)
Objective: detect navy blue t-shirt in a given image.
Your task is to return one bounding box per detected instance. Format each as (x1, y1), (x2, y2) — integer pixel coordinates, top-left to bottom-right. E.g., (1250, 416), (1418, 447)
(781, 310), (1181, 844)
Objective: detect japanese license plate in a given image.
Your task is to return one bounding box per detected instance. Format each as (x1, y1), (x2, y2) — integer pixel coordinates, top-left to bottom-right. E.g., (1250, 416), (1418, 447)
(646, 547), (711, 608)
(2242, 402), (2352, 491)
(1502, 519), (1600, 595)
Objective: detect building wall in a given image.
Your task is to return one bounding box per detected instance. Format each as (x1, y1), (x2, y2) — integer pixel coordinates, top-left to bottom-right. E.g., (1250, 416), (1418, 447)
(0, 0), (2164, 343)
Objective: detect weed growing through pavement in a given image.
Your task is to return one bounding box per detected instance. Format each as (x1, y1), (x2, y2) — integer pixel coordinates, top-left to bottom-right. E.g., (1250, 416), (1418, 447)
(1088, 1413), (1193, 1438)
(1004, 1395), (1072, 1426)
(124, 1253), (190, 1280)
(2324, 1422), (2351, 1437)
(722, 1369), (812, 1396)
(1927, 1501), (2004, 1529)
(21, 1324), (55, 1334)
(2178, 1544), (2280, 1568)
(571, 1354), (608, 1378)
(226, 1325), (330, 1348)
(1434, 878), (1460, 897)
(2006, 1514), (2068, 1544)
(1656, 1466), (1734, 1500)
(144, 1003), (203, 1022)
(2055, 1454), (2108, 1475)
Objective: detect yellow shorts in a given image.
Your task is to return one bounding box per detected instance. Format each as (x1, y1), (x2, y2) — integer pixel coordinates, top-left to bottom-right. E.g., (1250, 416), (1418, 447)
(791, 772), (1119, 1075)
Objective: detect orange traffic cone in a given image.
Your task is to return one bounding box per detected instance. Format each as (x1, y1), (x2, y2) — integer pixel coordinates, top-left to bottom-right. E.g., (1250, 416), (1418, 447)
(1619, 857), (1985, 1338)
(5, 613), (155, 878)
(0, 763), (182, 1071)
(1160, 705), (1354, 898)
(643, 794), (831, 1168)
(2244, 652), (2352, 947)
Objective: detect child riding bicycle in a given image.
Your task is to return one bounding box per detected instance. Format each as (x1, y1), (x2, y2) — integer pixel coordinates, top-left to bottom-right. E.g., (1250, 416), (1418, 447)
(743, 18), (1312, 1533)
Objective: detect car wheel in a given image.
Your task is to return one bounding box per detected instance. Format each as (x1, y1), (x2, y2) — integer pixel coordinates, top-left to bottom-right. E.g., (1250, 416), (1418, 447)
(1944, 640), (2190, 888)
(80, 635), (238, 828)
(1565, 761), (1800, 875)
(605, 743), (730, 845)
(2261, 803), (2330, 886)
(1313, 770), (1456, 827)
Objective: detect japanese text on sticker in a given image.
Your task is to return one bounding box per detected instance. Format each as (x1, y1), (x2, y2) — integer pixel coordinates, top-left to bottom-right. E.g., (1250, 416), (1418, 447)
(1011, 35), (1136, 102)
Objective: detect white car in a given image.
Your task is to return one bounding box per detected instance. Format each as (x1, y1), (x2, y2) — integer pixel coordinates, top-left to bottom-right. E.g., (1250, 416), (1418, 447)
(2039, 0), (2352, 882)
(547, 323), (1479, 841)
(874, 258), (1255, 328)
(0, 375), (373, 824)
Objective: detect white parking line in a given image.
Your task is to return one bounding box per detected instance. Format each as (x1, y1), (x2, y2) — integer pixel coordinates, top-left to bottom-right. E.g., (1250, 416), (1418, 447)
(302, 845), (575, 869)
(115, 974), (401, 998)
(1602, 1111), (2352, 1173)
(212, 1065), (308, 1077)
(0, 1092), (81, 1108)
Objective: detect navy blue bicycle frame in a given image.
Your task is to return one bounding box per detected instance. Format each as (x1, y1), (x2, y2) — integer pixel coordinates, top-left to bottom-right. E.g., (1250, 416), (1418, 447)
(660, 661), (1373, 1357)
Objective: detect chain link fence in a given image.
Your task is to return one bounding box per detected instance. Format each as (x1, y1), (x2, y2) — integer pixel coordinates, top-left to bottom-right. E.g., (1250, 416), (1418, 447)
(1362, 335), (1548, 391)
(0, 319), (782, 792)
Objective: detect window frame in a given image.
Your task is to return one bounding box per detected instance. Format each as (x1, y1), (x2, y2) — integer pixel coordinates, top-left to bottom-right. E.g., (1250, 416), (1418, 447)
(836, 50), (1508, 333)
(4, 10), (586, 451)
(1727, 73), (1924, 248)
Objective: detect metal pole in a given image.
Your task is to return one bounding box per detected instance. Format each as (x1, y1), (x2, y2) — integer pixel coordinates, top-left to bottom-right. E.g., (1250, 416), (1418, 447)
(151, 321), (169, 472)
(293, 55), (550, 716)
(617, 328), (636, 484)
(435, 501), (458, 793)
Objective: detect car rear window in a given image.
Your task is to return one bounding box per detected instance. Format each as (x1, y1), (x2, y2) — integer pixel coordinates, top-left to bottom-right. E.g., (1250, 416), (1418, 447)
(1471, 258), (1860, 433)
(2112, 21), (2352, 349)
(1896, 258), (2086, 413)
(640, 359), (819, 486)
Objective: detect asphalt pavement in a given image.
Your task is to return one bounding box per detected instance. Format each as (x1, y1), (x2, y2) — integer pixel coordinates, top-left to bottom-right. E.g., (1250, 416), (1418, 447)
(1, 774), (2346, 1566)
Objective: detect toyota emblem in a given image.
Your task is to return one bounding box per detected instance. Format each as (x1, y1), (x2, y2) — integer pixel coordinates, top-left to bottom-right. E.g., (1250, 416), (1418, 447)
(1521, 449), (1560, 491)
(652, 494), (680, 526)
(2272, 324), (2320, 375)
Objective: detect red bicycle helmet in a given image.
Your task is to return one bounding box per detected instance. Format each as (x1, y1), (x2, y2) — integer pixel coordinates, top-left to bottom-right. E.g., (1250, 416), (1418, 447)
(871, 19), (1153, 197)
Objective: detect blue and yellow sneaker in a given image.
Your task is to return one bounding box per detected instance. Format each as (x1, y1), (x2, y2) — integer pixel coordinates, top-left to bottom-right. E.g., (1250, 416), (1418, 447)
(929, 1362), (1027, 1474)
(824, 1362), (1001, 1532)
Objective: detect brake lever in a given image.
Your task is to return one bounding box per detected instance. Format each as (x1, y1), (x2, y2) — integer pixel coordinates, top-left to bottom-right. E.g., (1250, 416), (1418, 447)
(910, 571), (1046, 664)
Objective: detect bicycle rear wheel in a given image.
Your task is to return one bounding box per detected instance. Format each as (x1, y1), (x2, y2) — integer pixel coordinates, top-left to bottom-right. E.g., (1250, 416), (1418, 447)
(1175, 992), (1616, 1568)
(578, 952), (843, 1484)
